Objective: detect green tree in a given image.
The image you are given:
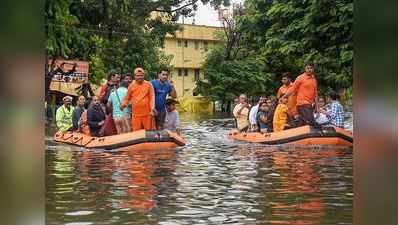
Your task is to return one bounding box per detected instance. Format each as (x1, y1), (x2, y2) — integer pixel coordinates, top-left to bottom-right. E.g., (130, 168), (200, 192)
(45, 0), (230, 99)
(198, 47), (270, 111)
(240, 0), (353, 92)
(197, 0), (353, 106)
(197, 10), (272, 112)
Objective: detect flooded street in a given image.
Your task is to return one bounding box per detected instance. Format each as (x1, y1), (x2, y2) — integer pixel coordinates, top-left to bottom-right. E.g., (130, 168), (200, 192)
(46, 114), (352, 225)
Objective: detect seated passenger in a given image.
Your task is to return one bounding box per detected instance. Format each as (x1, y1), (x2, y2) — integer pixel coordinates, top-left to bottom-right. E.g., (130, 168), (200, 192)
(265, 98), (277, 132)
(314, 96), (330, 125)
(164, 98), (180, 135)
(72, 95), (86, 131)
(87, 96), (106, 137)
(257, 102), (270, 133)
(233, 94), (251, 132)
(273, 96), (291, 132)
(249, 96), (266, 132)
(78, 109), (90, 135)
(56, 96), (74, 132)
(322, 92), (345, 128)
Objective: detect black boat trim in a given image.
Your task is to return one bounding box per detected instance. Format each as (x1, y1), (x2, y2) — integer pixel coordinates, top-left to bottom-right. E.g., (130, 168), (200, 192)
(87, 130), (185, 150)
(258, 126), (353, 145)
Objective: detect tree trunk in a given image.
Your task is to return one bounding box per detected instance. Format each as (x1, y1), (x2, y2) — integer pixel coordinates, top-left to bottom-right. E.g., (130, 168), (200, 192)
(226, 100), (231, 113)
(45, 53), (54, 102)
(221, 100), (226, 112)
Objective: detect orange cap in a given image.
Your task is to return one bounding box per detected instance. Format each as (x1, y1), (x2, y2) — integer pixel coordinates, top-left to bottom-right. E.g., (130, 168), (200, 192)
(134, 67), (144, 75)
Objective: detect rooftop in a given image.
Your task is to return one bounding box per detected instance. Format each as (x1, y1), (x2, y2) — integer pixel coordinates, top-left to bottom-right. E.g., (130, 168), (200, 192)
(166, 23), (223, 41)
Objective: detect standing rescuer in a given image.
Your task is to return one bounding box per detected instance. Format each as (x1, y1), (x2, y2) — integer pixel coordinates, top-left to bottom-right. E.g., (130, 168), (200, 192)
(120, 67), (155, 131)
(277, 72), (297, 117)
(282, 63), (319, 127)
(151, 69), (177, 130)
(56, 96), (74, 132)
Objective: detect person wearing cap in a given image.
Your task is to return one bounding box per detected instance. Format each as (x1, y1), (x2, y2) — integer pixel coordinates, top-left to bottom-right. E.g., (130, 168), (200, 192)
(56, 96), (75, 132)
(164, 98), (180, 134)
(121, 67), (155, 131)
(151, 69), (177, 130)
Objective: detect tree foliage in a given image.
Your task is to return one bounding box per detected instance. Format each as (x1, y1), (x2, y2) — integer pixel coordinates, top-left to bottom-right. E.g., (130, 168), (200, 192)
(45, 0), (229, 85)
(197, 13), (273, 107)
(198, 0), (353, 102)
(197, 45), (270, 102)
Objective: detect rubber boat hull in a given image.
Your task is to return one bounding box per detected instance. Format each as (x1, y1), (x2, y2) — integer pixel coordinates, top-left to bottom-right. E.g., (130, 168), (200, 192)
(228, 125), (353, 147)
(53, 129), (186, 150)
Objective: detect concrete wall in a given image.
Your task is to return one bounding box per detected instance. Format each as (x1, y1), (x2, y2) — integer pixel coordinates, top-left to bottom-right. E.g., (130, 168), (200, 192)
(161, 24), (222, 97)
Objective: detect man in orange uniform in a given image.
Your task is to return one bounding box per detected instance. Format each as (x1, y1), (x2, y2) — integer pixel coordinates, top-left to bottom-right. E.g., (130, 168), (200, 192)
(277, 72), (297, 116)
(282, 63), (319, 127)
(120, 67), (156, 131)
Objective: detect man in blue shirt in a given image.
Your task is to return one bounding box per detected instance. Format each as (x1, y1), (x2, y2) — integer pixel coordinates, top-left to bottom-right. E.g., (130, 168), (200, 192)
(151, 69), (177, 129)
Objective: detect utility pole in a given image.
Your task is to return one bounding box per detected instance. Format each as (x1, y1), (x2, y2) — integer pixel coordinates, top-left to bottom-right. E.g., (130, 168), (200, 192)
(182, 16), (185, 97)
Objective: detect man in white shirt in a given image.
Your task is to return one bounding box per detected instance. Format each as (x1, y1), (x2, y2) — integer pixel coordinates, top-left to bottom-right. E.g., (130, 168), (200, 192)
(248, 96), (266, 132)
(314, 96), (330, 125)
(233, 94), (251, 132)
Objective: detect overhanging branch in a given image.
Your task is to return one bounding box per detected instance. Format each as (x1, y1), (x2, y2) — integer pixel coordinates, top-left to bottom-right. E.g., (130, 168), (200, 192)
(154, 0), (199, 13)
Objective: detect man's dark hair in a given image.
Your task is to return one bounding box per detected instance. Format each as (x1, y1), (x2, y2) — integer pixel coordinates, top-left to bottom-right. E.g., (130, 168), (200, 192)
(107, 70), (118, 81)
(158, 68), (169, 74)
(329, 91), (339, 100)
(304, 62), (315, 67)
(122, 73), (132, 81)
(281, 72), (292, 80)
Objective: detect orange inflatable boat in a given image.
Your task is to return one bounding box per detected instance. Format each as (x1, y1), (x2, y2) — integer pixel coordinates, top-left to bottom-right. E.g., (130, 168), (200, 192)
(228, 125), (353, 147)
(53, 129), (186, 150)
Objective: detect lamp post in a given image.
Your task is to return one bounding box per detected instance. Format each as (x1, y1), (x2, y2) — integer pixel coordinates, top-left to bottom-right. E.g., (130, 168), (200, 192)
(182, 16), (185, 97)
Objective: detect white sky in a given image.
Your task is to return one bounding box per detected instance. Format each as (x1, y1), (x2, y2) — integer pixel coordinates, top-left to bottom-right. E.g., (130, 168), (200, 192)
(178, 0), (245, 27)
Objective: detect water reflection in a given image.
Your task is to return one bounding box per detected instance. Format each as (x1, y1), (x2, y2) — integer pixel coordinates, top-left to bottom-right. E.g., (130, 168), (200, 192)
(46, 114), (352, 225)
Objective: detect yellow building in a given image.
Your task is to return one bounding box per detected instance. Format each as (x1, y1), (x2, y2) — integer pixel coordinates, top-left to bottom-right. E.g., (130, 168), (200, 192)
(162, 24), (222, 97)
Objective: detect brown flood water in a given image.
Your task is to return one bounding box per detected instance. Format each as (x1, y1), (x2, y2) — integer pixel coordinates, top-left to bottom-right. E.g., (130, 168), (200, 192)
(46, 113), (352, 225)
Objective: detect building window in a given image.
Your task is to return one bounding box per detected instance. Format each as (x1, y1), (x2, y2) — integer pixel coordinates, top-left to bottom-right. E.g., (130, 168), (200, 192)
(203, 41), (208, 51)
(184, 40), (188, 48)
(204, 73), (208, 80)
(194, 41), (199, 50)
(178, 69), (182, 76)
(184, 69), (188, 76)
(178, 40), (182, 47)
(194, 69), (200, 81)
